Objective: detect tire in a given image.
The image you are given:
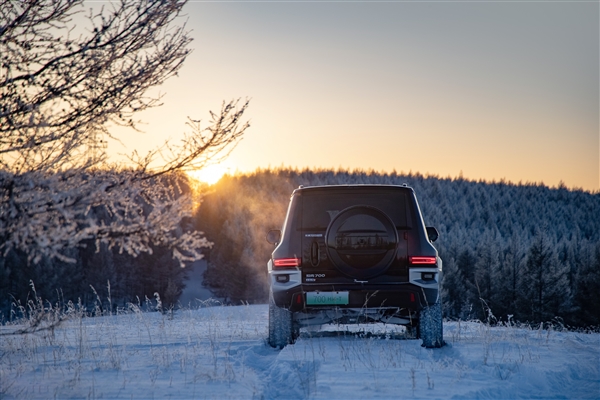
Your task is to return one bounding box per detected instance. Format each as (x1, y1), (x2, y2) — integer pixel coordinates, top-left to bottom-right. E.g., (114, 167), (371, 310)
(268, 292), (296, 349)
(418, 302), (444, 348)
(325, 205), (398, 279)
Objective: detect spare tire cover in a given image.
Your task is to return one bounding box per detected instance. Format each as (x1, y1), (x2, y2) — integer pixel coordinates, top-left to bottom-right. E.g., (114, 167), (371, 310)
(325, 205), (398, 279)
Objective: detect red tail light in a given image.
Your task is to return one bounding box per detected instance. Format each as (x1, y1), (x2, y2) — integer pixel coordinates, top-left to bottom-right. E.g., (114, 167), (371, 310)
(409, 256), (437, 265)
(273, 257), (301, 268)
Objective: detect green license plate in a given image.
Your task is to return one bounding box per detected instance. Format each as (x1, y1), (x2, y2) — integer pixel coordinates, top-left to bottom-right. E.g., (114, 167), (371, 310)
(306, 291), (349, 305)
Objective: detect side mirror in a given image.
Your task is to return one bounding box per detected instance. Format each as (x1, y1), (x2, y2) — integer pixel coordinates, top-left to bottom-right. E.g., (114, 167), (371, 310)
(266, 229), (281, 245)
(426, 227), (439, 243)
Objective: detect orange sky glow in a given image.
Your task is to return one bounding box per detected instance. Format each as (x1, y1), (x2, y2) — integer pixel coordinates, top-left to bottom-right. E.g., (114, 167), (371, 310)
(107, 1), (599, 191)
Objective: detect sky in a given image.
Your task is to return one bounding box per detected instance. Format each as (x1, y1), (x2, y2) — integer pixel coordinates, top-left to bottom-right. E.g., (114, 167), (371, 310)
(107, 0), (599, 191)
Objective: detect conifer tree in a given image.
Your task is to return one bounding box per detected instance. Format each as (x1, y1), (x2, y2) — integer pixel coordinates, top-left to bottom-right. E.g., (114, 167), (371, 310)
(455, 249), (479, 320)
(519, 231), (569, 323)
(572, 242), (600, 327)
(441, 257), (464, 318)
(494, 232), (526, 321)
(473, 230), (501, 322)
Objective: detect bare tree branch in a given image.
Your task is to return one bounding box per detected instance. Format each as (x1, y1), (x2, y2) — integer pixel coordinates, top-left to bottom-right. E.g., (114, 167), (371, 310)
(1, 0), (192, 172)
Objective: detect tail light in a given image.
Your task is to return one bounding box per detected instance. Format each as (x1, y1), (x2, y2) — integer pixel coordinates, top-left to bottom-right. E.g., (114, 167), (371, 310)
(409, 256), (437, 265)
(273, 257), (301, 268)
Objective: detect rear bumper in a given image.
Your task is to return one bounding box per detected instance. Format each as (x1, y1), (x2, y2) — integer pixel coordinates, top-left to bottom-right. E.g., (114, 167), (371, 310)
(273, 283), (438, 312)
(268, 260), (441, 313)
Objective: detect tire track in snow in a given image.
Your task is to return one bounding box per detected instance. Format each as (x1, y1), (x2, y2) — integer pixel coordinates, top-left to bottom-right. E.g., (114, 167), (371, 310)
(238, 340), (321, 400)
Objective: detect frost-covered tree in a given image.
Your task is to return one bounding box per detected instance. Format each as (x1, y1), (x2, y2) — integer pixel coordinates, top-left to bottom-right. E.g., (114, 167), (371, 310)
(519, 230), (569, 322)
(572, 242), (600, 327)
(493, 231), (526, 320)
(473, 230), (501, 321)
(441, 256), (464, 318)
(455, 249), (479, 319)
(0, 0), (250, 266)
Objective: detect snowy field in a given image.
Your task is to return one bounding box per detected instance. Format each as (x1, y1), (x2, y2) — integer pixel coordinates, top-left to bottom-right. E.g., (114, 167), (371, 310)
(1, 304), (598, 399)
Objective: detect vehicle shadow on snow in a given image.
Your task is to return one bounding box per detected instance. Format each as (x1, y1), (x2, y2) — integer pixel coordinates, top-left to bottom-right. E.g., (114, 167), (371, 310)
(295, 328), (455, 354)
(297, 329), (415, 341)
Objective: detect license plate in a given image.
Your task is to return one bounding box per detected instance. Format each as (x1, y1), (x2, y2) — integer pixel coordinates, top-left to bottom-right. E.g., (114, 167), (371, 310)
(306, 291), (349, 305)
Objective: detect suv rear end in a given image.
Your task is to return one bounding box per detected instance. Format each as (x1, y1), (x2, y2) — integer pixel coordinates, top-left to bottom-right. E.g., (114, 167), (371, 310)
(267, 184), (443, 348)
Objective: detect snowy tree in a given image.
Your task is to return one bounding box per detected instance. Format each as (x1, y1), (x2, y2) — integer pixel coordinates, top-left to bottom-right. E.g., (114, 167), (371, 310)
(493, 231), (526, 320)
(473, 230), (501, 322)
(0, 0), (250, 266)
(519, 230), (569, 323)
(441, 256), (465, 318)
(1, 0), (191, 170)
(454, 249), (479, 320)
(572, 242), (600, 327)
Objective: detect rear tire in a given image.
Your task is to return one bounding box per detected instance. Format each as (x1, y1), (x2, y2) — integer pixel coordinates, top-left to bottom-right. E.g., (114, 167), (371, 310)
(418, 302), (444, 348)
(268, 292), (295, 349)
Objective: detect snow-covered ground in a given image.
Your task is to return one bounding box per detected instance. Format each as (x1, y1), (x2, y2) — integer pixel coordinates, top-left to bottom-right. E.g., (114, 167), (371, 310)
(179, 260), (219, 306)
(1, 304), (598, 399)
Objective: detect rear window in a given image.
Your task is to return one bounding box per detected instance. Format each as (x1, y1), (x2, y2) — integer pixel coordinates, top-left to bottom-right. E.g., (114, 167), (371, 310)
(301, 191), (410, 230)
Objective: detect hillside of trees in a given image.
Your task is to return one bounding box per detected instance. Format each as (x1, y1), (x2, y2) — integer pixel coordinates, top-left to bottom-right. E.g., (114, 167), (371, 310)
(2, 167), (598, 329)
(195, 168), (600, 328)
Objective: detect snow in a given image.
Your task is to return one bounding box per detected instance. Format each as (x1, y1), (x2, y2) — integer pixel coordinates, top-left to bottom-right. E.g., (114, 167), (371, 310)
(1, 304), (599, 399)
(179, 260), (219, 306)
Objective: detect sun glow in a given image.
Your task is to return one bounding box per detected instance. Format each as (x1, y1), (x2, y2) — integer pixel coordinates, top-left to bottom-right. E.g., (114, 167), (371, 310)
(187, 164), (229, 185)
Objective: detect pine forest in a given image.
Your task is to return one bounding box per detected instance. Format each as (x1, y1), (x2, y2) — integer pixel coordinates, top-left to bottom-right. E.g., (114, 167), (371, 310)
(2, 168), (599, 329)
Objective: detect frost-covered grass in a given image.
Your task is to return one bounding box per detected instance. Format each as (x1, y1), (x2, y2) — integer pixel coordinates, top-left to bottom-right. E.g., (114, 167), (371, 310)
(1, 303), (599, 399)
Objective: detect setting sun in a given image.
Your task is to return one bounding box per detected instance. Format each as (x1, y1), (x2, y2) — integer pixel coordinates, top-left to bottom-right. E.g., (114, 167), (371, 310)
(187, 164), (229, 185)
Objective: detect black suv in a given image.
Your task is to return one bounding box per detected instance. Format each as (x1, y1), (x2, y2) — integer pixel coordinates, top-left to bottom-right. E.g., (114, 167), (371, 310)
(266, 184), (443, 348)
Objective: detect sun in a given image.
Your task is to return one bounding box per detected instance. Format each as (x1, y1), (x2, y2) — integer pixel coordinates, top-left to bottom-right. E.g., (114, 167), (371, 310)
(187, 164), (229, 185)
